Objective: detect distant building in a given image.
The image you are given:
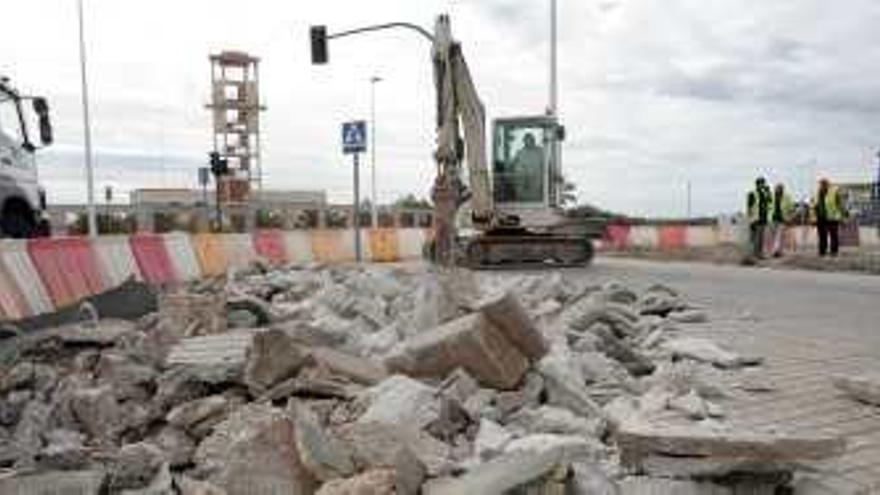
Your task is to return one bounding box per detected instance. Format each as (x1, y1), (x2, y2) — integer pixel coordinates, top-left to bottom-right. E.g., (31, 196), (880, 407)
(129, 188), (327, 209)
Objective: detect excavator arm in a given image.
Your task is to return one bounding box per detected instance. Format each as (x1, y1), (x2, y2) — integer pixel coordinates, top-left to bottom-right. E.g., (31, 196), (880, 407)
(431, 15), (494, 264)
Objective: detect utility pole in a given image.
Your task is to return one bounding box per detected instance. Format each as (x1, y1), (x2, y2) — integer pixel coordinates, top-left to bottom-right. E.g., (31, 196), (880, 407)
(686, 180), (692, 218)
(549, 0), (558, 116)
(370, 75), (382, 228)
(77, 0), (97, 237)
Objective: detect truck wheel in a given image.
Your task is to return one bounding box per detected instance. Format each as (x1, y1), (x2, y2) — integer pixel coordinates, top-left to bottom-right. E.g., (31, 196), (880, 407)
(0, 204), (36, 238)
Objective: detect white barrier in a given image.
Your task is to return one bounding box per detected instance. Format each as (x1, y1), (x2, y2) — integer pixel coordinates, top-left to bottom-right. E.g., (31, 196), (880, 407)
(222, 233), (259, 269)
(398, 229), (427, 259)
(628, 226), (659, 249)
(164, 233), (201, 281)
(282, 231), (315, 263)
(92, 236), (142, 287)
(0, 240), (53, 317)
(685, 226), (719, 247)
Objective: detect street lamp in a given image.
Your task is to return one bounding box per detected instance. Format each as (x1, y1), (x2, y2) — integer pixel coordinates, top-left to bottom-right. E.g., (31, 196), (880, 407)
(370, 75), (382, 228)
(77, 0), (97, 237)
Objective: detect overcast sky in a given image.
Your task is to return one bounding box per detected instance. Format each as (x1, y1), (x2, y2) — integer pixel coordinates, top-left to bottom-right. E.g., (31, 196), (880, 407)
(3, 0), (880, 216)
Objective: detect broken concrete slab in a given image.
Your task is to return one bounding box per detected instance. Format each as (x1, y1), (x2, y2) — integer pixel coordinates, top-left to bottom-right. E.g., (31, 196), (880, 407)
(69, 385), (124, 445)
(834, 373), (880, 406)
(385, 313), (529, 390)
(1, 361), (58, 395)
(662, 337), (763, 369)
(175, 476), (227, 495)
(40, 428), (90, 470)
(0, 469), (106, 495)
(121, 462), (174, 495)
(338, 421), (448, 478)
(474, 418), (512, 461)
(537, 351), (605, 419)
(165, 330), (255, 368)
(152, 426), (195, 469)
(617, 477), (733, 495)
(96, 351), (158, 402)
(423, 447), (570, 495)
(504, 433), (606, 464)
(668, 309), (709, 324)
(476, 290), (549, 360)
(615, 423), (846, 474)
(158, 291), (227, 339)
(357, 374), (441, 429)
(243, 328), (309, 396)
(194, 403), (317, 495)
(310, 346), (387, 385)
(108, 441), (166, 491)
(289, 400), (354, 482)
(166, 395), (230, 438)
(507, 405), (604, 439)
(315, 468), (397, 495)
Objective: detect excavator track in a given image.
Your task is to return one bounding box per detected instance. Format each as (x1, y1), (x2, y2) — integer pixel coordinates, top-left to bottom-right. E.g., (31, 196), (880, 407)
(462, 231), (595, 269)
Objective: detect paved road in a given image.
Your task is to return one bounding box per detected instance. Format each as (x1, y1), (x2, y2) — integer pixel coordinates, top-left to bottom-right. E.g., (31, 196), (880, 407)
(574, 258), (880, 493)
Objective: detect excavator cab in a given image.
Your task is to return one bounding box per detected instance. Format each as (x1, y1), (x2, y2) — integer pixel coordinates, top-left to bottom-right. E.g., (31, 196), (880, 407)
(492, 116), (562, 215)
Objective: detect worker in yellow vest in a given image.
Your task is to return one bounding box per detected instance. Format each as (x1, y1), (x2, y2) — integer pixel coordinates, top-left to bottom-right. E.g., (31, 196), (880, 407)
(769, 183), (795, 257)
(813, 178), (845, 257)
(746, 177), (773, 259)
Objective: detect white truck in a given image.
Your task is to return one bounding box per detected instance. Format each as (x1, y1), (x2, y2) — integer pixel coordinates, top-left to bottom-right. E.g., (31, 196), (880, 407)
(0, 76), (52, 237)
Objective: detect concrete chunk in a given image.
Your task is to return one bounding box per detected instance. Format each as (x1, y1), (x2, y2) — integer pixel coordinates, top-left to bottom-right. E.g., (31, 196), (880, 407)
(194, 403), (317, 495)
(477, 290), (548, 360)
(385, 313), (529, 390)
(243, 328), (309, 395)
(310, 346), (387, 385)
(0, 470), (106, 495)
(616, 423), (846, 473)
(834, 374), (880, 406)
(166, 395), (230, 438)
(358, 375), (441, 429)
(423, 448), (568, 495)
(290, 401), (354, 481)
(617, 477), (732, 495)
(315, 469), (397, 495)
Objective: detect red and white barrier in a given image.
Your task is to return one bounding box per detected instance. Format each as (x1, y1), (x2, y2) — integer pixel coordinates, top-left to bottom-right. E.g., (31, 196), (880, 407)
(2, 224), (877, 322)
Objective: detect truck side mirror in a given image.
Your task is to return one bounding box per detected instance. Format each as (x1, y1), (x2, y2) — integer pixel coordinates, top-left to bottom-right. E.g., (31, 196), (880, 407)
(310, 26), (329, 64)
(32, 98), (53, 146)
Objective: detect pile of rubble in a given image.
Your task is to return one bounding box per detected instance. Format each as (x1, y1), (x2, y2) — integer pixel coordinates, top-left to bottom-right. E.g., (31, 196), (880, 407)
(0, 263), (844, 494)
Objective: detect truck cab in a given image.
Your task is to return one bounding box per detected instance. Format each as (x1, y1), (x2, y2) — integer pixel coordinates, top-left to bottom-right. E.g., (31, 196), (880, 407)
(0, 77), (52, 237)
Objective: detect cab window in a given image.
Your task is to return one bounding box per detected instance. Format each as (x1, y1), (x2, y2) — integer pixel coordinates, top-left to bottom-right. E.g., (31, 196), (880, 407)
(493, 123), (548, 204)
(0, 96), (25, 145)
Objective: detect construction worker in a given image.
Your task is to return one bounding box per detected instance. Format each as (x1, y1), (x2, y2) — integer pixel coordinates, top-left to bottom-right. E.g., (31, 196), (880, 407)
(813, 178), (845, 257)
(746, 177), (773, 259)
(769, 183), (795, 257)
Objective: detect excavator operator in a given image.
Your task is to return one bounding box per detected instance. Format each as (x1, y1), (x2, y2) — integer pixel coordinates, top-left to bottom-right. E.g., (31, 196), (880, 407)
(512, 132), (545, 202)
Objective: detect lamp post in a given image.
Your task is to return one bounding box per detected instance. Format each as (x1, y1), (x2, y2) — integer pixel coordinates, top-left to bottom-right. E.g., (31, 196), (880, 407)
(370, 75), (382, 228)
(77, 0), (97, 237)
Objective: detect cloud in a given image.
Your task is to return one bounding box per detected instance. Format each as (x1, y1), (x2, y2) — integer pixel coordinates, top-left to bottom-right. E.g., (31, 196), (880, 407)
(3, 0), (880, 218)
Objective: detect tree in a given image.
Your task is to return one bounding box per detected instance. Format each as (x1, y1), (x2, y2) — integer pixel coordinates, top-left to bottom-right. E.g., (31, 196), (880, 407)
(394, 194), (433, 210)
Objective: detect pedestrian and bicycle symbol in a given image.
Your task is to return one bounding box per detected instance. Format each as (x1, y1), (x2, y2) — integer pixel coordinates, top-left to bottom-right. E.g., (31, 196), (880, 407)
(342, 120), (367, 154)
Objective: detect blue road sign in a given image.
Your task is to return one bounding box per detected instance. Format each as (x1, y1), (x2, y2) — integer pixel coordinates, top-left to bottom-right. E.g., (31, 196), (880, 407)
(342, 121), (367, 154)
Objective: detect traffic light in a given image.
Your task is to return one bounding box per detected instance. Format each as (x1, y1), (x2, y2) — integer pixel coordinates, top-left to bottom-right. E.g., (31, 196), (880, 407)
(310, 26), (328, 64)
(209, 151), (228, 177)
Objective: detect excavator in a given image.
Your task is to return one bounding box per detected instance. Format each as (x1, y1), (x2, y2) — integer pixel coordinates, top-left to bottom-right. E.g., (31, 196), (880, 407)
(312, 14), (605, 268)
